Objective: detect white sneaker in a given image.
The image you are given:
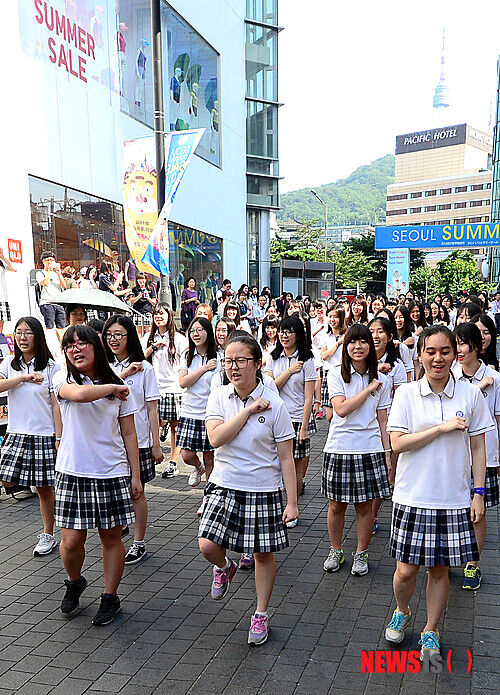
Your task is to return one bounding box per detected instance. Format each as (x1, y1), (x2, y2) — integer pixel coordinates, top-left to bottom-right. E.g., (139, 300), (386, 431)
(351, 550), (369, 576)
(33, 533), (57, 557)
(385, 609), (412, 643)
(323, 548), (344, 572)
(188, 465), (205, 487)
(286, 518), (298, 528)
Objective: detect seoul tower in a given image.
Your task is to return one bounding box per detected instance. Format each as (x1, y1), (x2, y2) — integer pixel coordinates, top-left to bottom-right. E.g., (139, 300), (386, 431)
(433, 28), (450, 125)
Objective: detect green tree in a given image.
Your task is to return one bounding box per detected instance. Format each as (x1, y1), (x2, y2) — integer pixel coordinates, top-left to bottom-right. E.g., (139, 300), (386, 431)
(436, 251), (484, 297)
(334, 249), (376, 289)
(270, 221), (325, 262)
(410, 266), (442, 300)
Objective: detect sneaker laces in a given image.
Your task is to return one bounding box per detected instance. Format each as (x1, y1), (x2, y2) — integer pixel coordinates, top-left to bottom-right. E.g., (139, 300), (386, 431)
(419, 631), (440, 650)
(38, 533), (53, 542)
(213, 567), (228, 587)
(328, 548), (341, 560)
(464, 565), (478, 578)
(388, 610), (408, 631)
(250, 614), (268, 634)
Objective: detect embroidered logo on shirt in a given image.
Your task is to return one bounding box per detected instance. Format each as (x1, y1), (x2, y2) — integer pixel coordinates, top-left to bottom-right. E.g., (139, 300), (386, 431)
(127, 380), (133, 385)
(483, 392), (488, 398)
(456, 411), (464, 417)
(258, 416), (266, 423)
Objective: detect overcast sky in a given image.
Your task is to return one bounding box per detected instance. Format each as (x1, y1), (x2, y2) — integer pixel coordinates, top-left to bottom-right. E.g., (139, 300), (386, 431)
(279, 0), (500, 192)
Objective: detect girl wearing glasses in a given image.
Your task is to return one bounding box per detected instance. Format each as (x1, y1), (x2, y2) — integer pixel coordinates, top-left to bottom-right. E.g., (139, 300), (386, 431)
(143, 304), (188, 479)
(200, 333), (297, 645)
(0, 316), (62, 557)
(103, 315), (162, 566)
(265, 315), (316, 527)
(177, 317), (218, 488)
(53, 325), (142, 626)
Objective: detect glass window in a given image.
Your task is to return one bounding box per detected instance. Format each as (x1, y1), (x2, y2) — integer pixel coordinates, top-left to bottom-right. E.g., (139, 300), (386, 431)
(410, 192), (421, 198)
(247, 175), (278, 208)
(246, 0), (278, 24)
(246, 24), (278, 102)
(437, 204), (451, 210)
(424, 206), (436, 212)
(471, 184), (484, 191)
(387, 193), (407, 201)
(454, 186), (467, 193)
(439, 188), (452, 195)
(425, 190), (436, 197)
(410, 208), (421, 213)
(469, 217), (482, 223)
(246, 156), (279, 176)
(247, 101), (278, 158)
(247, 210), (260, 287)
(454, 202), (466, 208)
(386, 209), (406, 216)
(470, 200), (483, 207)
(486, 182), (492, 189)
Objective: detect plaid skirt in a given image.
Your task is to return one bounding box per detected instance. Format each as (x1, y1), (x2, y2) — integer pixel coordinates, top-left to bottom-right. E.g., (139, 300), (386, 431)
(472, 467), (499, 509)
(158, 393), (183, 422)
(321, 372), (331, 409)
(292, 420), (316, 459)
(389, 503), (479, 567)
(139, 447), (156, 486)
(198, 482), (288, 553)
(54, 472), (135, 530)
(0, 301), (10, 321)
(0, 432), (56, 487)
(321, 451), (390, 503)
(176, 417), (213, 452)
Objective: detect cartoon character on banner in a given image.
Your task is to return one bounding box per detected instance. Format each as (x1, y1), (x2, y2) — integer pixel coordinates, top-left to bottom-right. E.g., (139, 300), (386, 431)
(122, 167), (159, 275)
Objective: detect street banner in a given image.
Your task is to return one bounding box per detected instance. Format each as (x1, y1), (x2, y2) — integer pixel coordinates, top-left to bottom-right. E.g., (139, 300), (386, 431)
(386, 249), (409, 298)
(122, 136), (159, 275)
(375, 223), (500, 250)
(142, 129), (205, 275)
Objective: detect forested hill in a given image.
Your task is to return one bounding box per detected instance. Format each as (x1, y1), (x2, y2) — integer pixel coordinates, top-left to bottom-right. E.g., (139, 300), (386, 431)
(279, 154), (395, 225)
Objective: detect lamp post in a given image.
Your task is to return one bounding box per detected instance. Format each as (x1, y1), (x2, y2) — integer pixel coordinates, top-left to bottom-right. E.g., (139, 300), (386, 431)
(311, 190), (328, 261)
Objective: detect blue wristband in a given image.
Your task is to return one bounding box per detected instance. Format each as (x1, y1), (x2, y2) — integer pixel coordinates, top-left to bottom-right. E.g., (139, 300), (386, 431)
(473, 487), (485, 496)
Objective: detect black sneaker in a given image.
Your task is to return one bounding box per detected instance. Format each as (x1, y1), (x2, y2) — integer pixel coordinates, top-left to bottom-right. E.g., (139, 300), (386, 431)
(300, 481), (306, 496)
(162, 462), (178, 479)
(159, 426), (168, 443)
(121, 525), (130, 538)
(61, 576), (88, 616)
(124, 544), (146, 565)
(92, 593), (121, 626)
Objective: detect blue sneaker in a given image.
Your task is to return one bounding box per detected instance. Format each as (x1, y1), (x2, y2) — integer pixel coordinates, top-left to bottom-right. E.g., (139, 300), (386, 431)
(462, 564), (481, 590)
(372, 518), (378, 535)
(419, 630), (440, 660)
(385, 608), (411, 643)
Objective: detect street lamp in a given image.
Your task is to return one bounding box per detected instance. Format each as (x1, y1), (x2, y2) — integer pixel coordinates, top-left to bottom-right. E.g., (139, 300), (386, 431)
(311, 190), (328, 261)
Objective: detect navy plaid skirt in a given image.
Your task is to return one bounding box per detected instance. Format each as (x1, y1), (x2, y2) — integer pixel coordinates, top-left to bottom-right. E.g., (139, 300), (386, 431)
(321, 451), (390, 503)
(473, 467), (499, 509)
(389, 503), (479, 567)
(158, 393), (183, 422)
(321, 372), (331, 409)
(198, 482), (288, 553)
(54, 473), (135, 530)
(139, 447), (156, 486)
(291, 419), (316, 460)
(0, 432), (56, 487)
(176, 417), (213, 452)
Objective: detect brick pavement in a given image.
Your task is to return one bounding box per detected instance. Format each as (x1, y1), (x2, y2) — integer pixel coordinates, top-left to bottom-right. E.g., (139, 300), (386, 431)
(0, 420), (497, 694)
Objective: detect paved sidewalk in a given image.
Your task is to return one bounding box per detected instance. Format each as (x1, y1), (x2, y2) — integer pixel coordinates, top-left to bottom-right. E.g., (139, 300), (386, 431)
(0, 421), (497, 694)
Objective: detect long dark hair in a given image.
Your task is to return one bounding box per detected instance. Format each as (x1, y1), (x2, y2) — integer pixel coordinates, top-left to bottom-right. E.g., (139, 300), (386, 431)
(454, 322), (482, 357)
(260, 315), (280, 350)
(99, 260), (112, 278)
(215, 317), (236, 350)
(368, 316), (399, 369)
(408, 301), (427, 329)
(471, 313), (499, 370)
(102, 314), (145, 364)
(271, 315), (313, 363)
(223, 332), (264, 386)
(341, 323), (378, 383)
(327, 305), (346, 334)
(393, 304), (414, 341)
(12, 317), (52, 372)
(298, 311), (313, 349)
(349, 296), (368, 325)
(147, 302), (177, 365)
(417, 325), (457, 357)
(61, 325), (123, 385)
(457, 302), (482, 325)
(186, 317), (217, 367)
(223, 301), (241, 326)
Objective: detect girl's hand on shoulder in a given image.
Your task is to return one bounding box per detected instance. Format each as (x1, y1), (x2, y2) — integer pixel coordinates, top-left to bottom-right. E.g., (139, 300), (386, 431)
(152, 445), (164, 465)
(478, 376), (494, 392)
(368, 379), (382, 393)
(127, 362), (144, 376)
(113, 384), (130, 401)
(289, 361), (303, 375)
(131, 477), (143, 500)
(378, 363), (391, 374)
(24, 372), (44, 384)
(205, 358), (218, 372)
(247, 398), (271, 415)
(282, 503), (299, 524)
(471, 494), (485, 523)
(441, 416), (467, 433)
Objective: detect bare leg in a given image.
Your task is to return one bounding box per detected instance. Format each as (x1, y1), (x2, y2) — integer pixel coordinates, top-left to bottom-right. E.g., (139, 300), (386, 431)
(393, 561), (419, 614)
(132, 492), (148, 542)
(424, 565), (449, 633)
(60, 528), (87, 581)
(254, 552), (276, 612)
(372, 498), (383, 522)
(468, 516), (486, 567)
(36, 486), (55, 535)
(181, 448), (203, 469)
(325, 407), (333, 422)
(354, 500), (374, 552)
(328, 500), (348, 549)
(169, 420), (181, 462)
(198, 537), (226, 569)
(98, 526), (125, 595)
(203, 451), (214, 482)
(294, 457), (308, 499)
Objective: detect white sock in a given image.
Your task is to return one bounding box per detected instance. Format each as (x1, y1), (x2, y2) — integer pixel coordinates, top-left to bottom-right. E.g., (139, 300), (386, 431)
(217, 558), (229, 572)
(255, 611), (268, 617)
(134, 540), (145, 547)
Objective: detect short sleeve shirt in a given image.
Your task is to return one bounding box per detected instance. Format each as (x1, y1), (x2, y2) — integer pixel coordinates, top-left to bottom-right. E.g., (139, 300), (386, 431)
(179, 352), (216, 420)
(0, 356), (60, 435)
(265, 352), (317, 421)
(145, 332), (188, 395)
(324, 365), (391, 454)
(36, 270), (64, 302)
(112, 358), (160, 448)
(387, 377), (494, 509)
(53, 370), (137, 478)
(320, 332), (343, 370)
(206, 382), (294, 491)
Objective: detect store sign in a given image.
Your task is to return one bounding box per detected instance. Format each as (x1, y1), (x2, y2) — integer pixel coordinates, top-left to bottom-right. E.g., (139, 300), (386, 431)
(395, 124), (467, 155)
(376, 223), (500, 250)
(7, 239), (22, 264)
(386, 249), (409, 298)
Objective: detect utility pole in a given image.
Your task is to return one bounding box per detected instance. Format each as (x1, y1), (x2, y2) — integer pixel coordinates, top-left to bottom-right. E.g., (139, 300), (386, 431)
(311, 190), (328, 261)
(151, 0), (172, 306)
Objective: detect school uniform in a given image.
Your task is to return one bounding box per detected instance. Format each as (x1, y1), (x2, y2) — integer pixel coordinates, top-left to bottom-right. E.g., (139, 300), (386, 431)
(144, 332), (187, 422)
(0, 356), (60, 487)
(398, 342), (414, 378)
(378, 355), (407, 402)
(210, 369), (279, 394)
(266, 352), (317, 459)
(387, 377), (493, 566)
(322, 365), (392, 503)
(452, 361), (500, 508)
(319, 332), (343, 409)
(200, 381), (294, 552)
(52, 370), (138, 530)
(176, 352), (214, 452)
(112, 358), (161, 486)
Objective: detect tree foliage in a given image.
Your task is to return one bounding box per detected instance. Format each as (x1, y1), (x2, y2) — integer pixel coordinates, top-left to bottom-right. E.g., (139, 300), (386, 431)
(333, 249), (377, 289)
(410, 251), (486, 299)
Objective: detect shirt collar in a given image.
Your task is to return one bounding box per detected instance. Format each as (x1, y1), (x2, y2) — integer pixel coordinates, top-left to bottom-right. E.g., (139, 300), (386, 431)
(284, 350), (298, 359)
(460, 360), (487, 382)
(113, 356), (131, 368)
(350, 364), (369, 376)
(419, 373), (456, 398)
(229, 380), (265, 403)
(21, 356), (35, 368)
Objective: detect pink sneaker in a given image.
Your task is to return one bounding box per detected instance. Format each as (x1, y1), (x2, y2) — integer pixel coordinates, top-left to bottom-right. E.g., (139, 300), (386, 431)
(210, 559), (237, 600)
(248, 613), (269, 645)
(239, 553), (255, 570)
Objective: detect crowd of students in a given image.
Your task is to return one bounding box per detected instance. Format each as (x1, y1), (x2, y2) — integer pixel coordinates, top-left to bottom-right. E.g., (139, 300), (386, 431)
(0, 286), (497, 654)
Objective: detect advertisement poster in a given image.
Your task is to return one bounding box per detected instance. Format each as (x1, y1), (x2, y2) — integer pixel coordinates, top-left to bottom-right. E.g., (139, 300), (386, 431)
(376, 223), (500, 250)
(386, 249), (409, 298)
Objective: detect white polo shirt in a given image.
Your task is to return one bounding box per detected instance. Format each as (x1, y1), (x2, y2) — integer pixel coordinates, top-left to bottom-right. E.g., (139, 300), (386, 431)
(179, 351), (216, 420)
(311, 318), (327, 351)
(398, 342), (414, 375)
(320, 332), (343, 371)
(265, 352), (317, 421)
(143, 332), (188, 396)
(205, 381), (294, 492)
(324, 365), (391, 454)
(0, 356), (60, 436)
(452, 361), (500, 468)
(387, 376), (494, 509)
(378, 355), (407, 397)
(210, 369), (279, 395)
(53, 370), (137, 479)
(112, 358), (160, 449)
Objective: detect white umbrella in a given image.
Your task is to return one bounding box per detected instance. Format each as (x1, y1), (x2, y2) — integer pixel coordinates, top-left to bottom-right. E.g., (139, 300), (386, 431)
(40, 288), (141, 316)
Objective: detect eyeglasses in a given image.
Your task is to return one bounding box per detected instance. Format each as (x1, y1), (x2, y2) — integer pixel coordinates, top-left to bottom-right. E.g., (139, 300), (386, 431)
(279, 330), (295, 338)
(189, 328), (206, 335)
(106, 333), (127, 341)
(64, 341), (90, 353)
(223, 357), (255, 369)
(14, 331), (34, 338)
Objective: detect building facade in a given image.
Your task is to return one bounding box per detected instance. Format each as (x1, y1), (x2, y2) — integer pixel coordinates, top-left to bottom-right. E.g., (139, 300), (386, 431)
(490, 57), (500, 285)
(3, 0), (250, 328)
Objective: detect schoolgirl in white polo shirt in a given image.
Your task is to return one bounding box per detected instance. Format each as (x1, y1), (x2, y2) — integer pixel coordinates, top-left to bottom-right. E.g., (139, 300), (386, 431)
(385, 325), (491, 659)
(177, 316), (218, 487)
(259, 315), (279, 367)
(200, 333), (297, 646)
(53, 325), (143, 627)
(320, 305), (346, 421)
(0, 316), (61, 557)
(265, 315), (316, 526)
(103, 315), (162, 566)
(322, 323), (392, 577)
(143, 303), (188, 479)
(393, 305), (416, 379)
(453, 321), (500, 591)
